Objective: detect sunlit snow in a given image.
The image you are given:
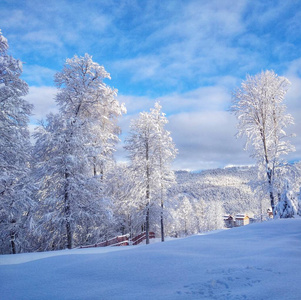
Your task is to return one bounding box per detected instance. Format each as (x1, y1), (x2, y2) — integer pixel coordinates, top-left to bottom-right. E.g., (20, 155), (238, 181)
(1, 219), (300, 300)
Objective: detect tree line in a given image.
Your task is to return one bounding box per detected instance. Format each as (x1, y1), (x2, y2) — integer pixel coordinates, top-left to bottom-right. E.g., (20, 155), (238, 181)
(0, 31), (177, 254)
(1, 30), (300, 255)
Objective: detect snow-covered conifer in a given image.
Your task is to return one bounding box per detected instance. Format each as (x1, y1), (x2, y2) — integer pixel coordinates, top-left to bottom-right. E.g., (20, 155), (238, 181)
(150, 103), (177, 241)
(275, 182), (297, 218)
(298, 187), (301, 216)
(168, 195), (225, 237)
(125, 102), (177, 243)
(33, 54), (125, 250)
(106, 163), (143, 237)
(0, 30), (34, 254)
(175, 196), (195, 236)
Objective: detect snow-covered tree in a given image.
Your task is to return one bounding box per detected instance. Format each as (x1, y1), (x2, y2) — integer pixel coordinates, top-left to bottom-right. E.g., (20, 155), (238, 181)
(54, 54), (126, 177)
(232, 70), (295, 217)
(149, 103), (177, 241)
(298, 187), (301, 217)
(0, 30), (34, 254)
(33, 54), (125, 250)
(274, 181), (297, 218)
(203, 200), (225, 231)
(106, 163), (143, 238)
(33, 113), (103, 250)
(173, 196), (195, 236)
(125, 102), (177, 243)
(168, 195), (225, 237)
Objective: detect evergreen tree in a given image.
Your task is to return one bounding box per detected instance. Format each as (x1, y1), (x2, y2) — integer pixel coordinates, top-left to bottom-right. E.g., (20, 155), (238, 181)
(151, 103), (177, 241)
(0, 30), (34, 254)
(298, 187), (301, 217)
(106, 163), (143, 238)
(125, 102), (177, 243)
(33, 54), (125, 250)
(275, 181), (297, 218)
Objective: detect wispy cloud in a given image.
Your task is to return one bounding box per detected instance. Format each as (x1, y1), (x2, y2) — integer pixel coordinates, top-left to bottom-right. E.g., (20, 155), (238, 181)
(25, 86), (57, 122)
(109, 1), (248, 92)
(1, 0), (300, 169)
(22, 65), (56, 86)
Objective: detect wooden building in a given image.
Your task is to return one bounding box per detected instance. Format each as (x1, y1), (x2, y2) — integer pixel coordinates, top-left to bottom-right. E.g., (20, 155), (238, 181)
(223, 215), (235, 228)
(235, 214), (250, 227)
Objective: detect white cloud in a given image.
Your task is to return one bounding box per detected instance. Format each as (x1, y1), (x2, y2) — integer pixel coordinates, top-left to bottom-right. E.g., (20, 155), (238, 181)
(0, 9), (34, 29)
(158, 85), (233, 113)
(284, 59), (301, 162)
(109, 0), (248, 86)
(115, 83), (254, 170)
(22, 65), (56, 86)
(115, 69), (300, 171)
(117, 78), (236, 115)
(113, 56), (162, 83)
(25, 86), (57, 122)
(117, 94), (154, 115)
(2, 0), (300, 170)
(167, 111), (252, 170)
(23, 30), (63, 47)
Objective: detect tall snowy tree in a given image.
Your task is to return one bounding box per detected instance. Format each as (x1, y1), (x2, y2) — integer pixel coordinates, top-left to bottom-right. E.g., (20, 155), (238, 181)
(33, 54), (125, 250)
(150, 103), (177, 241)
(125, 102), (177, 243)
(232, 70), (295, 217)
(0, 30), (34, 254)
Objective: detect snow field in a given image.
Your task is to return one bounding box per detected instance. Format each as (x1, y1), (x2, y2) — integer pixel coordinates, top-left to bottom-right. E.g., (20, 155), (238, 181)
(1, 218), (301, 300)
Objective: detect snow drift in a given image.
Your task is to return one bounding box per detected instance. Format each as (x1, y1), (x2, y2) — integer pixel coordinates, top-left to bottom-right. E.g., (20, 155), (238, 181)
(1, 219), (300, 300)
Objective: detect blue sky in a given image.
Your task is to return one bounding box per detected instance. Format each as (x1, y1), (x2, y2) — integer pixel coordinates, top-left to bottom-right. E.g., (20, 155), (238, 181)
(1, 0), (301, 170)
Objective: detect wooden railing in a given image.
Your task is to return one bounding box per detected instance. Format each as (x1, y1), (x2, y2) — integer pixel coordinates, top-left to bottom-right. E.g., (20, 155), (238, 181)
(80, 234), (130, 249)
(80, 232), (155, 249)
(131, 231), (155, 245)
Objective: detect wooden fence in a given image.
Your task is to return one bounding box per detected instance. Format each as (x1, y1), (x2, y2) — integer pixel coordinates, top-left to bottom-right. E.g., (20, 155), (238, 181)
(79, 232), (155, 249)
(131, 231), (155, 245)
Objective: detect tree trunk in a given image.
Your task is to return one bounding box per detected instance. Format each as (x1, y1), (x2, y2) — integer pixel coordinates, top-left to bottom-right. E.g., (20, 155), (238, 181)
(93, 156), (97, 176)
(267, 168), (275, 217)
(145, 139), (150, 245)
(64, 171), (72, 249)
(10, 232), (16, 254)
(158, 140), (165, 242)
(259, 197), (263, 222)
(145, 174), (150, 245)
(261, 127), (276, 217)
(145, 206), (150, 244)
(161, 200), (164, 242)
(66, 217), (72, 249)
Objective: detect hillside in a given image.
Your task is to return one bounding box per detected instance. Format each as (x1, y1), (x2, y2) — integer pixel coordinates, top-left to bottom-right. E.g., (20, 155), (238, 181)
(171, 166), (262, 216)
(1, 219), (301, 300)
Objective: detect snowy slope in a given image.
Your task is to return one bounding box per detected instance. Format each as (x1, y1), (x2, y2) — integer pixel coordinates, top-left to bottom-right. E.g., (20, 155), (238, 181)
(1, 219), (301, 300)
(172, 167), (259, 215)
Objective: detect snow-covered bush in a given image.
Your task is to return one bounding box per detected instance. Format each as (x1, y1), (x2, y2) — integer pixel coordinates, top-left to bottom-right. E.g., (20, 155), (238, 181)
(274, 182), (297, 218)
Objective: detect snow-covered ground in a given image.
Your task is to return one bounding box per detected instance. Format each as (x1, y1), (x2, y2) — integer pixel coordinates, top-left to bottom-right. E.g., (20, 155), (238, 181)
(1, 219), (301, 300)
